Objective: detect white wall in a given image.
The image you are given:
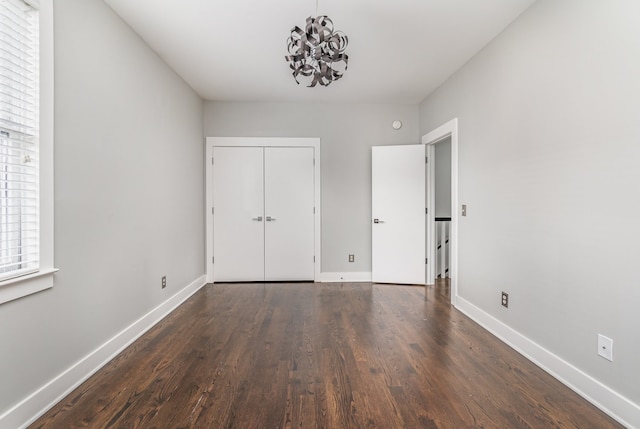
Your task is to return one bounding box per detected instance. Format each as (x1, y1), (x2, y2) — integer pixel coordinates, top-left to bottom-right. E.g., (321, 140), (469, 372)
(420, 0), (640, 417)
(434, 137), (451, 218)
(204, 102), (419, 273)
(0, 0), (204, 419)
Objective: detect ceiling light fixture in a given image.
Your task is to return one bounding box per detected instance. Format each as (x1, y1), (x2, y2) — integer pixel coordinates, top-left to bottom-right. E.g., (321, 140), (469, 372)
(285, 1), (349, 87)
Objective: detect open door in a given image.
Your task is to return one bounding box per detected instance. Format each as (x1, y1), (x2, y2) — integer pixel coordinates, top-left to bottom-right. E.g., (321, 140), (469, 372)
(372, 144), (427, 285)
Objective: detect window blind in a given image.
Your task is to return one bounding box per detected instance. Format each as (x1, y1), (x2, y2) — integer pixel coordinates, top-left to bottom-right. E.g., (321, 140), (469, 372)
(0, 0), (39, 280)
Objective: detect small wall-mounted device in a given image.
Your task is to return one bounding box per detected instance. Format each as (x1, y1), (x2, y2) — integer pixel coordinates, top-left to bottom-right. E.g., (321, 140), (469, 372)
(597, 334), (613, 361)
(392, 120), (403, 130)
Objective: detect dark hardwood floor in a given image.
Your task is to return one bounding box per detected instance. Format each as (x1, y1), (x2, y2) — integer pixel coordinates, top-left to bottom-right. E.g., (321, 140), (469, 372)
(32, 280), (622, 428)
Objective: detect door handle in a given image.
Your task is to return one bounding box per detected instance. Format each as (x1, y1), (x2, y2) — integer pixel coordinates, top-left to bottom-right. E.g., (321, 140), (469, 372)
(252, 216), (263, 221)
(373, 218), (385, 224)
(266, 216), (276, 222)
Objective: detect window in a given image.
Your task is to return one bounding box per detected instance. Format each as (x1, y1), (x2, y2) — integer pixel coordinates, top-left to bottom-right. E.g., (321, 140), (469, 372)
(0, 0), (55, 304)
(0, 0), (39, 280)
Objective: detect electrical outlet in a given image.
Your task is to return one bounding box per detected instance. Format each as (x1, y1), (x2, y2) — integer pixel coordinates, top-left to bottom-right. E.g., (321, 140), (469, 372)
(597, 334), (613, 361)
(348, 254), (355, 263)
(501, 292), (509, 308)
(162, 276), (166, 289)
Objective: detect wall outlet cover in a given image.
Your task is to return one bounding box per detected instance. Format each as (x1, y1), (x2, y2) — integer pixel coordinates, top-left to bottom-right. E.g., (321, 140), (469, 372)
(597, 334), (613, 361)
(501, 292), (509, 308)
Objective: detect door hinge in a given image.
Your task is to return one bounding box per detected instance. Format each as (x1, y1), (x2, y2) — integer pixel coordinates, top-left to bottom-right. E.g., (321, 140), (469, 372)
(425, 207), (428, 214)
(212, 207), (214, 215)
(211, 157), (214, 165)
(313, 158), (315, 166)
(425, 258), (428, 264)
(313, 206), (315, 214)
(313, 256), (316, 263)
(425, 156), (428, 163)
(212, 256), (215, 264)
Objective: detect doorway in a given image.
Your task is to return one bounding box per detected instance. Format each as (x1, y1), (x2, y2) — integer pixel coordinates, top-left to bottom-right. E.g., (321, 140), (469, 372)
(434, 137), (451, 281)
(422, 119), (458, 305)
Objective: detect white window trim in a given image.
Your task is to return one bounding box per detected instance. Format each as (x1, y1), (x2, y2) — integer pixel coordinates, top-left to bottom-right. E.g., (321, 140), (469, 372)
(0, 0), (56, 305)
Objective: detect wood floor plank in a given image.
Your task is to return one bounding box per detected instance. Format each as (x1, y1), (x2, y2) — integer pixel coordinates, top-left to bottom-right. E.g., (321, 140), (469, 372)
(31, 281), (623, 429)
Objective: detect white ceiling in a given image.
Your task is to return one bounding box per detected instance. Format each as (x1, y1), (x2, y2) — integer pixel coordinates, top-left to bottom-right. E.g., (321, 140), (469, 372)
(104, 0), (537, 104)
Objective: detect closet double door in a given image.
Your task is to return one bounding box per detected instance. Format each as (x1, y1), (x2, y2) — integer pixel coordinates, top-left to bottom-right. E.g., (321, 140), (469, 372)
(213, 146), (315, 282)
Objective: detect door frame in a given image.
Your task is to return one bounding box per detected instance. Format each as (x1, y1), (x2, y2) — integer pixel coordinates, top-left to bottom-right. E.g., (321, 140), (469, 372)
(422, 118), (458, 305)
(205, 137), (321, 284)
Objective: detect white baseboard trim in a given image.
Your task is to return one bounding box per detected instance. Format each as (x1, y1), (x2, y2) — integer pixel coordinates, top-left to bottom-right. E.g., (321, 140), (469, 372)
(319, 271), (372, 283)
(455, 296), (640, 429)
(1, 275), (207, 429)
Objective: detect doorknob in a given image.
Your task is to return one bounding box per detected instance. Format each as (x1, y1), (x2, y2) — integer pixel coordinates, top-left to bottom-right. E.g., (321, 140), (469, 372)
(266, 216), (276, 222)
(252, 216), (263, 221)
(373, 219), (385, 224)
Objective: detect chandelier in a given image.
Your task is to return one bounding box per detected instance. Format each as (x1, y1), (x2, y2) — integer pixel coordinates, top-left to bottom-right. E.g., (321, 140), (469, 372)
(285, 14), (349, 87)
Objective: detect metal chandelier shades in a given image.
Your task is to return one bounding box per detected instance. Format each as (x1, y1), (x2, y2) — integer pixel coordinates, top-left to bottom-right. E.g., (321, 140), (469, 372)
(285, 15), (349, 87)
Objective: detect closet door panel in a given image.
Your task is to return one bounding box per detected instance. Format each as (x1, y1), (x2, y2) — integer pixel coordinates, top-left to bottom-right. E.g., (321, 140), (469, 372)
(264, 147), (315, 281)
(213, 146), (265, 281)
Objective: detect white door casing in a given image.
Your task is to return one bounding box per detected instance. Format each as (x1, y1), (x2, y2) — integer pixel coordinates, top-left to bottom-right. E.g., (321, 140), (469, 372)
(206, 138), (321, 283)
(372, 144), (427, 285)
(264, 147), (315, 281)
(422, 118), (459, 304)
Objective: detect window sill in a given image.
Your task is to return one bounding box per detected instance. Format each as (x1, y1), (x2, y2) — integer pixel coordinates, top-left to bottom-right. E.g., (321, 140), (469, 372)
(0, 268), (59, 305)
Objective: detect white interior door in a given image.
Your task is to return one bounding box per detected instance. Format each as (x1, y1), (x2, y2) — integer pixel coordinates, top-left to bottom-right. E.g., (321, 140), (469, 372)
(264, 147), (315, 281)
(213, 146), (265, 281)
(372, 145), (426, 284)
